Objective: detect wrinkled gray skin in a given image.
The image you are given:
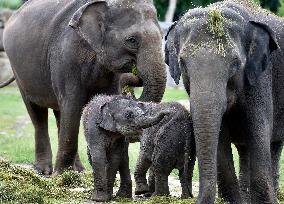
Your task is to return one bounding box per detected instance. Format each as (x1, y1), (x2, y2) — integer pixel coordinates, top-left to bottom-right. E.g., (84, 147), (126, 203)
(165, 1), (284, 203)
(134, 102), (196, 199)
(0, 9), (13, 52)
(3, 0), (166, 175)
(82, 95), (168, 202)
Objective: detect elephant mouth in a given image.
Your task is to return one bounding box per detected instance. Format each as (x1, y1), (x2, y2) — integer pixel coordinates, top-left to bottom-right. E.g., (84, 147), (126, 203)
(117, 59), (136, 73)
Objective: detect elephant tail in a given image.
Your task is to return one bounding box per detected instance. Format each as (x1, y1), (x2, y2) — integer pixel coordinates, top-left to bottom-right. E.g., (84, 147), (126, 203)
(0, 76), (15, 88)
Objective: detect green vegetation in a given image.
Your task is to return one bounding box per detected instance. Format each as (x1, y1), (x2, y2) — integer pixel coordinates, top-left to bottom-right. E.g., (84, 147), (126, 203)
(0, 159), (93, 204)
(0, 158), (232, 203)
(0, 0), (22, 9)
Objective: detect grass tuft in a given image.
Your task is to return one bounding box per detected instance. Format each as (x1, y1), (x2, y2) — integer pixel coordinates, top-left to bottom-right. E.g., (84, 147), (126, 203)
(208, 9), (225, 38)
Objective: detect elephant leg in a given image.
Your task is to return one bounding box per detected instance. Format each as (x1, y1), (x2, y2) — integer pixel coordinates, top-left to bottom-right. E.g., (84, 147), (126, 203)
(87, 147), (92, 166)
(180, 151), (196, 199)
(148, 166), (155, 195)
(236, 144), (250, 203)
(106, 155), (119, 198)
(134, 152), (151, 195)
(249, 132), (275, 203)
(116, 142), (132, 198)
(90, 146), (111, 202)
(217, 126), (242, 204)
(54, 98), (84, 173)
(179, 167), (192, 199)
(152, 172), (170, 197)
(53, 110), (85, 172)
(22, 96), (52, 175)
(271, 141), (283, 195)
(186, 138), (197, 198)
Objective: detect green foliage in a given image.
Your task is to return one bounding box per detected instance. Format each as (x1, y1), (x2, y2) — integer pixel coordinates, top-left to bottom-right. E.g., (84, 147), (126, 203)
(154, 0), (169, 21)
(0, 0), (22, 9)
(277, 0), (284, 16)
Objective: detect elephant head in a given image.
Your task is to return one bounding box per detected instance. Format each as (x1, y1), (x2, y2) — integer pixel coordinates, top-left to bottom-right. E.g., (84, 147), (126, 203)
(93, 95), (168, 136)
(165, 6), (278, 203)
(69, 0), (166, 102)
(0, 9), (13, 51)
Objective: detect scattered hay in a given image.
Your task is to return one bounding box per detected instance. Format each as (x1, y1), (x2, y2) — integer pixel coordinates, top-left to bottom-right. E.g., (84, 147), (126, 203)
(1, 159), (282, 203)
(208, 9), (225, 38)
(122, 65), (138, 96)
(0, 159), (92, 204)
(278, 190), (284, 202)
(131, 65), (138, 76)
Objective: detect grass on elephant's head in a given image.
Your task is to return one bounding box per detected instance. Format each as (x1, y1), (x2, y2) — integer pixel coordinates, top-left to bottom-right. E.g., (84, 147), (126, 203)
(208, 9), (225, 38)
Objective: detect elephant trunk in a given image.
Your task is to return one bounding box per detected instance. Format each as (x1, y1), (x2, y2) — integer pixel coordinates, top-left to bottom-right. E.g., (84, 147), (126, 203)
(137, 33), (167, 103)
(191, 92), (226, 203)
(135, 111), (168, 129)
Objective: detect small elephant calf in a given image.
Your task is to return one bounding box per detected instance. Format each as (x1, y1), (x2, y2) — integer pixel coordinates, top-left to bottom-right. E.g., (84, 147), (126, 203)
(82, 95), (168, 202)
(134, 102), (196, 198)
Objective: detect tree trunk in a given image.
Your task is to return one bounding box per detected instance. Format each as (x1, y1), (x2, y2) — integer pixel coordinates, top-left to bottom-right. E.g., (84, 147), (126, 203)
(165, 0), (177, 22)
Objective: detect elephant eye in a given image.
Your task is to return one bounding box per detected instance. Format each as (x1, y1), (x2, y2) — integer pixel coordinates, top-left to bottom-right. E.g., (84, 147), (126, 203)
(125, 36), (140, 49)
(124, 110), (135, 120)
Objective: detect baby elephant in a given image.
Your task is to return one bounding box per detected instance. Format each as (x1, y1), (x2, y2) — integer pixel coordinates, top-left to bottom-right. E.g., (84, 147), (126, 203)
(134, 102), (196, 198)
(82, 95), (169, 202)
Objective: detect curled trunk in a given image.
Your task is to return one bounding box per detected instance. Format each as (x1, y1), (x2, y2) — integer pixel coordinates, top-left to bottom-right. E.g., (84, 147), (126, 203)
(136, 111), (168, 129)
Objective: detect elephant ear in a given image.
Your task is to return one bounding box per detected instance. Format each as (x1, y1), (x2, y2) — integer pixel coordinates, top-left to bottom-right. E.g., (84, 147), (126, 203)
(69, 0), (108, 53)
(97, 102), (117, 132)
(245, 21), (279, 86)
(165, 22), (181, 85)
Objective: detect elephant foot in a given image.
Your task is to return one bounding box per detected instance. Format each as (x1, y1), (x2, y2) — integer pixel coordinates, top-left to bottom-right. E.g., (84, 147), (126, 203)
(92, 190), (111, 202)
(135, 182), (149, 195)
(151, 191), (170, 197)
(73, 158), (85, 172)
(181, 186), (193, 199)
(34, 162), (53, 176)
(54, 154), (85, 174)
(143, 192), (153, 198)
(181, 192), (193, 199)
(116, 188), (132, 198)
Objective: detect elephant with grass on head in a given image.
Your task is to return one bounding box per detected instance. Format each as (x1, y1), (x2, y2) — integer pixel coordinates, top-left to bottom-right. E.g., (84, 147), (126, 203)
(166, 0), (284, 203)
(1, 0), (166, 175)
(82, 94), (169, 202)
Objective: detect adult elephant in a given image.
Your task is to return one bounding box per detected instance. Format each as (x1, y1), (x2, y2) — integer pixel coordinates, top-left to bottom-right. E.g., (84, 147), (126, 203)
(2, 0), (166, 175)
(166, 0), (283, 203)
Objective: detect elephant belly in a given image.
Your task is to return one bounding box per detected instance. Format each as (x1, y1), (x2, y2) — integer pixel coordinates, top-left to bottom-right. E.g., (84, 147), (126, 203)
(12, 63), (58, 109)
